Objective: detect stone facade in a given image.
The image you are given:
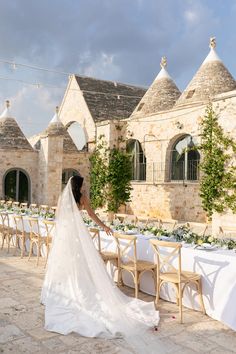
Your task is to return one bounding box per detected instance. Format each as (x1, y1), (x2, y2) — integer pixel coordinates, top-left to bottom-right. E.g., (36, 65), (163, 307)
(1, 40), (236, 232)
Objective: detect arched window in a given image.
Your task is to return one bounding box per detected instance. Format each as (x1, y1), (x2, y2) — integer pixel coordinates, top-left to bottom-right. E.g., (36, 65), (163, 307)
(62, 169), (80, 189)
(127, 139), (146, 181)
(4, 169), (30, 202)
(171, 135), (200, 181)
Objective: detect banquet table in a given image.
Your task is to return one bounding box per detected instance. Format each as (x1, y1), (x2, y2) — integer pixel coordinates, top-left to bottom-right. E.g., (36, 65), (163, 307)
(0, 211), (51, 256)
(1, 212), (236, 331)
(99, 231), (236, 331)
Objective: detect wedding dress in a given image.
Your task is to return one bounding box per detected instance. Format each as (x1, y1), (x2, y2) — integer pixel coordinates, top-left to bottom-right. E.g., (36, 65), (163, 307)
(41, 179), (166, 353)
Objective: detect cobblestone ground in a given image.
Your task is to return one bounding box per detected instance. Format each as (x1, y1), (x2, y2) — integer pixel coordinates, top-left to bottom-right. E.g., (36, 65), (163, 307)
(0, 248), (235, 354)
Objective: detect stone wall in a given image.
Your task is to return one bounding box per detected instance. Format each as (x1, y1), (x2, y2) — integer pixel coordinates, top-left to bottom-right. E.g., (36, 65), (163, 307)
(126, 181), (205, 222)
(62, 151), (91, 195)
(0, 149), (39, 202)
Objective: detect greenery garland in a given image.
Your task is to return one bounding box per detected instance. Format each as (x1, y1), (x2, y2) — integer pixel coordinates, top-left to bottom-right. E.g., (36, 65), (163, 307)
(89, 137), (132, 212)
(199, 104), (236, 218)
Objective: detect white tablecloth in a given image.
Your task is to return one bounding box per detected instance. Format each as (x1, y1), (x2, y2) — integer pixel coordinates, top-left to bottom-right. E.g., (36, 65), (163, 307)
(99, 231), (236, 331)
(1, 213), (49, 256)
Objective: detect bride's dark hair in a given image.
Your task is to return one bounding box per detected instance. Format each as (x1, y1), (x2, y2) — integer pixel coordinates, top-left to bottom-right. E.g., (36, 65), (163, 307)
(71, 175), (84, 204)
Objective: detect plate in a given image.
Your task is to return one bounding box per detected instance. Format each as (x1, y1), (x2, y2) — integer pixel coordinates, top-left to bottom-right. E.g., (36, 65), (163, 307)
(125, 230), (138, 235)
(195, 243), (218, 251)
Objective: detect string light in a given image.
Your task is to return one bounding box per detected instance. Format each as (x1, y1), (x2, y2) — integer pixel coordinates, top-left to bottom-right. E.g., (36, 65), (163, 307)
(0, 75), (145, 99)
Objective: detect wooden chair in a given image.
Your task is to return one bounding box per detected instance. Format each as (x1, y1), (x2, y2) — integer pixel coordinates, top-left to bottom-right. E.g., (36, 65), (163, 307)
(219, 225), (236, 239)
(27, 217), (46, 266)
(50, 206), (57, 214)
(13, 215), (29, 258)
(150, 239), (205, 323)
(42, 220), (55, 267)
(159, 218), (177, 232)
(39, 205), (49, 212)
(185, 222), (208, 237)
(0, 200), (5, 207)
(6, 201), (13, 208)
(136, 216), (149, 227)
(0, 213), (15, 252)
(114, 232), (156, 298)
(20, 202), (28, 209)
(89, 227), (118, 266)
(29, 203), (38, 209)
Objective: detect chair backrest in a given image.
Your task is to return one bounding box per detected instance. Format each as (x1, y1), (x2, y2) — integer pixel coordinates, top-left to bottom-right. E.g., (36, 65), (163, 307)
(13, 215), (25, 236)
(39, 205), (49, 212)
(186, 222), (208, 237)
(0, 200), (5, 206)
(50, 206), (57, 214)
(113, 232), (137, 265)
(0, 212), (11, 231)
(149, 239), (182, 280)
(20, 202), (28, 209)
(12, 201), (20, 207)
(89, 227), (101, 252)
(136, 216), (149, 227)
(6, 201), (13, 207)
(219, 225), (236, 238)
(27, 217), (40, 238)
(42, 220), (55, 243)
(159, 219), (177, 232)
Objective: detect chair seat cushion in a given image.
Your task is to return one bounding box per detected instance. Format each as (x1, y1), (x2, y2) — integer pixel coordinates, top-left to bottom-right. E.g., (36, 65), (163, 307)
(121, 260), (156, 271)
(160, 270), (201, 283)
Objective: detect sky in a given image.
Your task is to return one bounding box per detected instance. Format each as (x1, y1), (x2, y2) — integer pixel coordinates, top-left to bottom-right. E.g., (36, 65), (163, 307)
(0, 0), (235, 136)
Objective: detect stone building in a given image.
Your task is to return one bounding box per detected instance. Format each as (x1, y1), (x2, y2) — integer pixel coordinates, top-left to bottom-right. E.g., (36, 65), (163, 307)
(58, 38), (236, 226)
(1, 38), (235, 230)
(0, 103), (89, 206)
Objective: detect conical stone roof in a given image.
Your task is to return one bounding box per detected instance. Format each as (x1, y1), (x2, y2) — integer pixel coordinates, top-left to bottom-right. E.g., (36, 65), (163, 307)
(175, 38), (236, 107)
(0, 101), (33, 150)
(41, 107), (78, 152)
(131, 57), (181, 117)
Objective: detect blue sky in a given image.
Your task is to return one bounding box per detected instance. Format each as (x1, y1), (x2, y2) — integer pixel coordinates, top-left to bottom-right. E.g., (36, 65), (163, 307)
(0, 0), (235, 136)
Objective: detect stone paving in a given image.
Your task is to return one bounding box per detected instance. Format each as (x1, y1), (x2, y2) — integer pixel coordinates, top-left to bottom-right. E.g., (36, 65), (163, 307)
(0, 248), (236, 354)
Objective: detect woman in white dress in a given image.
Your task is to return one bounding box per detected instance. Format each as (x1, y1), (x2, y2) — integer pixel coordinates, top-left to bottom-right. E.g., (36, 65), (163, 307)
(41, 176), (166, 353)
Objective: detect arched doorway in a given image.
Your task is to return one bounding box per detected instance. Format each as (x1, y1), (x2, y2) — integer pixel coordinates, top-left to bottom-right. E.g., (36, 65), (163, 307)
(170, 135), (200, 181)
(126, 139), (146, 181)
(62, 169), (80, 189)
(4, 169), (30, 202)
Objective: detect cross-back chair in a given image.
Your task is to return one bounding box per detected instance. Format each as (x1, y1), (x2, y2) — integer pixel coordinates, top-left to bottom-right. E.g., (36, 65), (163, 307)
(20, 202), (28, 209)
(89, 227), (118, 266)
(27, 217), (46, 266)
(150, 239), (205, 323)
(219, 225), (236, 239)
(159, 219), (177, 232)
(185, 222), (208, 237)
(39, 205), (49, 213)
(42, 220), (55, 267)
(13, 215), (29, 258)
(0, 212), (14, 252)
(114, 232), (156, 298)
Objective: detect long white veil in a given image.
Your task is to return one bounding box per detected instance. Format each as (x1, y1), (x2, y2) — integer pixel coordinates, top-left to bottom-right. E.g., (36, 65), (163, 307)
(41, 179), (167, 353)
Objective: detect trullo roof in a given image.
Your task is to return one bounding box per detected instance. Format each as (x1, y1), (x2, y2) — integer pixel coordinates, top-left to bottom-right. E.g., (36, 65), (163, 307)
(0, 100), (33, 150)
(131, 57), (181, 117)
(175, 37), (236, 107)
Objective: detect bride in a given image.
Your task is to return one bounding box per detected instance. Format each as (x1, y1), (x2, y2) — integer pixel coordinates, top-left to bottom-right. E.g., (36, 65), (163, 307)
(41, 176), (166, 353)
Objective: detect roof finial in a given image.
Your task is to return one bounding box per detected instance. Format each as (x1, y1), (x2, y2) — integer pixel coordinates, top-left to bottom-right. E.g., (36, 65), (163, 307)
(209, 37), (216, 49)
(160, 56), (167, 69)
(55, 106), (59, 114)
(6, 100), (10, 108)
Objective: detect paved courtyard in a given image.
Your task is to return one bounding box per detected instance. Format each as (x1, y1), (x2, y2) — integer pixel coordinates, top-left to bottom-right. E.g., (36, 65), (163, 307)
(0, 248), (236, 354)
